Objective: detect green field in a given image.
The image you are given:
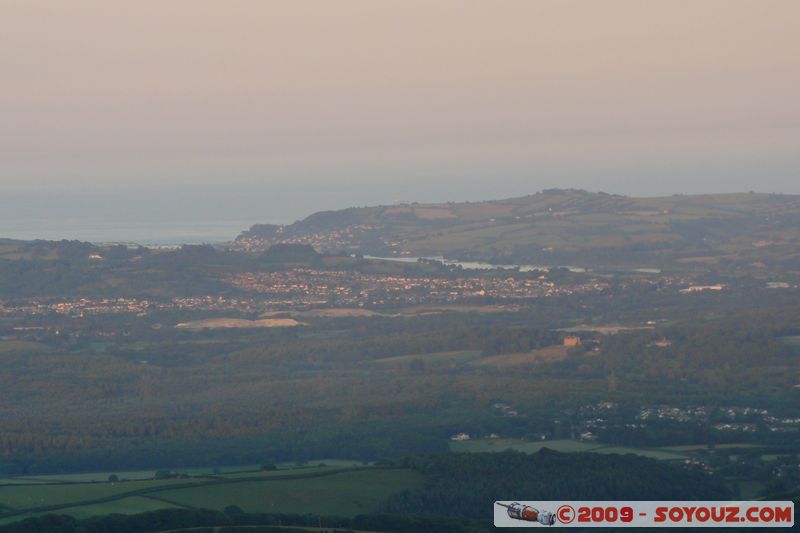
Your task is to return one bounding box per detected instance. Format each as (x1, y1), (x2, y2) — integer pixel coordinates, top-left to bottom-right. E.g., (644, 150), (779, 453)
(156, 469), (422, 516)
(40, 496), (181, 521)
(0, 467), (421, 523)
(0, 478), (52, 486)
(449, 438), (689, 460)
(242, 190), (800, 273)
(0, 478), (190, 510)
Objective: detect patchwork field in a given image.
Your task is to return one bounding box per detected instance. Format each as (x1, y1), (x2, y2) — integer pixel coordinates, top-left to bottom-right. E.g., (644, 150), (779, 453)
(41, 496), (181, 521)
(156, 469), (422, 516)
(0, 478), (190, 510)
(241, 190), (800, 274)
(0, 467), (421, 524)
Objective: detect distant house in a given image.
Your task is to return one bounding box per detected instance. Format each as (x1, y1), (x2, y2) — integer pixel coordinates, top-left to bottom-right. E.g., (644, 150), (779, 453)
(563, 335), (581, 347)
(680, 284), (723, 293)
(766, 282), (790, 289)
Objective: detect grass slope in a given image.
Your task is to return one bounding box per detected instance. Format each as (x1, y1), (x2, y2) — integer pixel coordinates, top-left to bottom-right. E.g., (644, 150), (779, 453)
(241, 190), (800, 271)
(156, 469), (422, 516)
(0, 467), (421, 523)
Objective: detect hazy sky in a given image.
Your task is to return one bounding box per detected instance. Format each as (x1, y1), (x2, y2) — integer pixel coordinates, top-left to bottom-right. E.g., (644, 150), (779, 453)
(2, 0), (799, 201)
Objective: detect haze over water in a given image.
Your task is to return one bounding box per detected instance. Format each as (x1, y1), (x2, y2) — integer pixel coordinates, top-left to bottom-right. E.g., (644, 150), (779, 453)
(2, 1), (798, 243)
(4, 169), (800, 244)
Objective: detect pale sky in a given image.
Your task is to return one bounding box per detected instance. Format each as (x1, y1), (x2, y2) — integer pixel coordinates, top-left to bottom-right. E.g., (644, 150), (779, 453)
(1, 0), (799, 198)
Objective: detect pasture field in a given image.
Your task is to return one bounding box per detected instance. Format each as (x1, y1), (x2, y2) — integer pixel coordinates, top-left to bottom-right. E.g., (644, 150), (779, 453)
(42, 495), (181, 520)
(0, 478), (190, 510)
(0, 496), (181, 525)
(0, 478), (51, 486)
(449, 439), (689, 460)
(0, 467), (421, 523)
(155, 469), (423, 516)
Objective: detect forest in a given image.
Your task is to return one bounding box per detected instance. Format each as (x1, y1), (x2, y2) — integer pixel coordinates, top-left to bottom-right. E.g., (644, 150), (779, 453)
(383, 450), (731, 519)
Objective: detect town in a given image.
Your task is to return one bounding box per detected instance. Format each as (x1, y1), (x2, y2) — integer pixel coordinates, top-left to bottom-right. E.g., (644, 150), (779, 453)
(224, 268), (610, 308)
(0, 268), (611, 319)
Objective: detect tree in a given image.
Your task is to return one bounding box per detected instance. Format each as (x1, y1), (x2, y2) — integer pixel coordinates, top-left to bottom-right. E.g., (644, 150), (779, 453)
(223, 505), (245, 517)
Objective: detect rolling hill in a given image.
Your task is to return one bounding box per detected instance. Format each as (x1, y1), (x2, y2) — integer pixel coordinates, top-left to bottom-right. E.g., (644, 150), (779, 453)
(236, 189), (800, 273)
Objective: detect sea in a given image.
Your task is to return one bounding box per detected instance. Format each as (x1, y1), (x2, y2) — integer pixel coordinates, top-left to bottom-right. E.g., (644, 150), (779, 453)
(0, 179), (574, 245)
(0, 184), (469, 245)
(0, 188), (314, 245)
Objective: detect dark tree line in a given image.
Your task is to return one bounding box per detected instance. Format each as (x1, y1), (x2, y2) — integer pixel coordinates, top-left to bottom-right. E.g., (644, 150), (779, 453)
(383, 450), (731, 520)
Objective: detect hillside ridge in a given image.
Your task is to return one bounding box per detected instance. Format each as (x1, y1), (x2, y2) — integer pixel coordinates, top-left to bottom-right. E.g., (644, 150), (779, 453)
(235, 189), (800, 272)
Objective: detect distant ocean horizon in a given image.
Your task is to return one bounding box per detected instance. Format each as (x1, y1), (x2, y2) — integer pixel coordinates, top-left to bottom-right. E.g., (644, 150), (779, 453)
(0, 183), (443, 244)
(0, 188), (307, 245)
(0, 181), (547, 245)
(0, 217), (255, 245)
(5, 180), (794, 245)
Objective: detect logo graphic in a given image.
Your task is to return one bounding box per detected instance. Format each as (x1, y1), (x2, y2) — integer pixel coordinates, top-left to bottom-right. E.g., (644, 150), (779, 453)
(496, 502), (556, 526)
(495, 501), (794, 528)
(556, 504), (576, 524)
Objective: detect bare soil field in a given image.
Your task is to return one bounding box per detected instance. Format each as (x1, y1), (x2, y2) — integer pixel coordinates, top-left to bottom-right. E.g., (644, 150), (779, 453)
(413, 207), (457, 219)
(175, 318), (304, 329)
